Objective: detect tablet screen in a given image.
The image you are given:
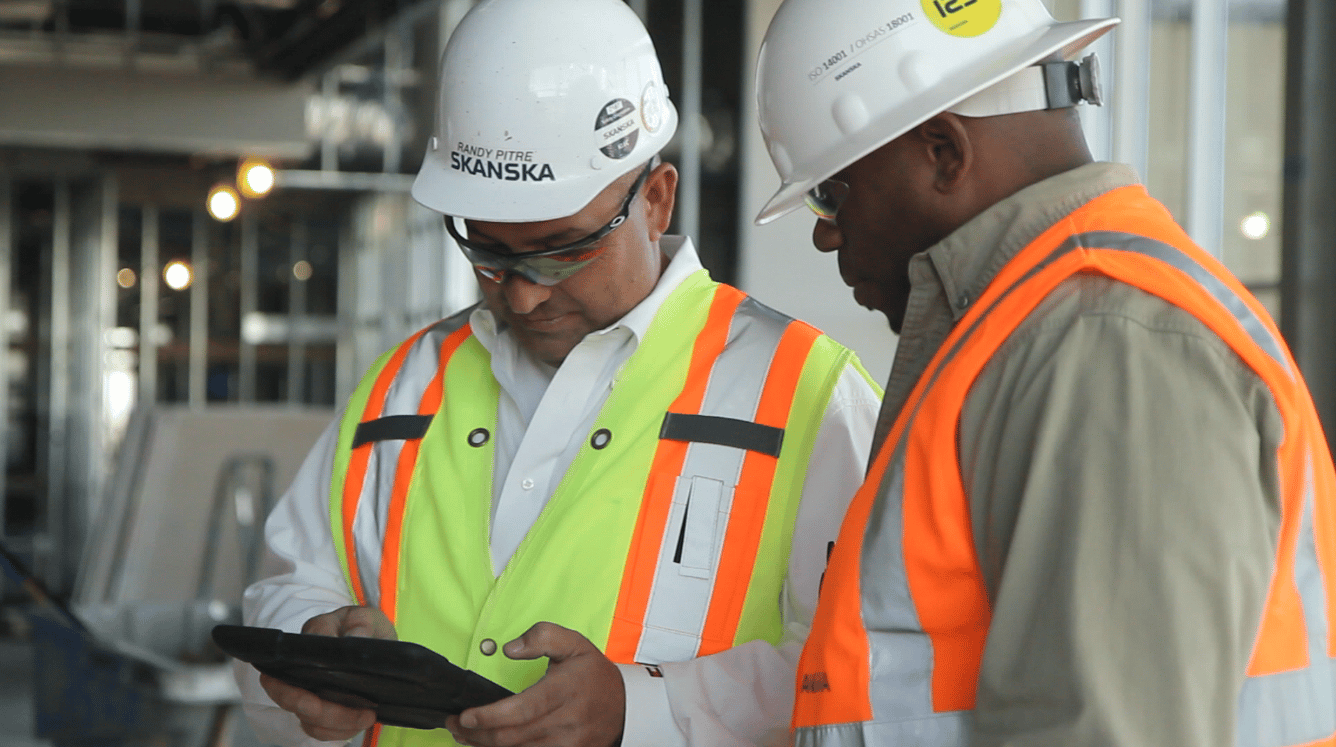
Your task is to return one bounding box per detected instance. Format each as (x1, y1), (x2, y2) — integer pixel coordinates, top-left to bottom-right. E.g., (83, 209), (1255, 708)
(213, 624), (513, 730)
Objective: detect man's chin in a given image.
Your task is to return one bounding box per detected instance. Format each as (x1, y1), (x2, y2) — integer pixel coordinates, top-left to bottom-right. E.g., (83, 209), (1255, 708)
(849, 285), (904, 333)
(513, 330), (577, 368)
(850, 283), (883, 313)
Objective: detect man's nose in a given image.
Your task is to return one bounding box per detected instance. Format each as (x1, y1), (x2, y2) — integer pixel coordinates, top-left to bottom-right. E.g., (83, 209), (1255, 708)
(812, 218), (843, 253)
(501, 273), (552, 314)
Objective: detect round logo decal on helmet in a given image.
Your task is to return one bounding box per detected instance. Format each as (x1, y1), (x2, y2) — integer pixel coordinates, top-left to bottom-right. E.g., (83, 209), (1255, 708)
(595, 98), (640, 160)
(640, 82), (664, 134)
(921, 0), (1002, 38)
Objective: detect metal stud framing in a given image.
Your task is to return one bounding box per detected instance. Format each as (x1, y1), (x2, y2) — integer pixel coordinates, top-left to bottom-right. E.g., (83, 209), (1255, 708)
(1281, 0), (1336, 440)
(678, 0), (703, 243)
(1184, 0), (1230, 258)
(0, 177), (10, 551)
(45, 181), (72, 589)
(189, 210), (208, 407)
(139, 205), (159, 405)
(288, 220), (308, 404)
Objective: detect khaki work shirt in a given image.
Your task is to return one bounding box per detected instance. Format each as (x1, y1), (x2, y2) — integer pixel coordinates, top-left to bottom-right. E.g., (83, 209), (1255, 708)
(877, 162), (1284, 745)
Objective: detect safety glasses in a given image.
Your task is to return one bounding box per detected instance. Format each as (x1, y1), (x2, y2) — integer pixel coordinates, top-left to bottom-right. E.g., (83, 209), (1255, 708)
(805, 178), (850, 224)
(445, 162), (653, 286)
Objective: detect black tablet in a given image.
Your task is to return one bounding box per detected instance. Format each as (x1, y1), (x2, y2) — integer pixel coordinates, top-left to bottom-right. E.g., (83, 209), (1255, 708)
(212, 624), (513, 730)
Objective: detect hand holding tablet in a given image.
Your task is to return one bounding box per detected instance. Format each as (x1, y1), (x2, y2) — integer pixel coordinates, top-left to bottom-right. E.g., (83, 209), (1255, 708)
(212, 624), (513, 730)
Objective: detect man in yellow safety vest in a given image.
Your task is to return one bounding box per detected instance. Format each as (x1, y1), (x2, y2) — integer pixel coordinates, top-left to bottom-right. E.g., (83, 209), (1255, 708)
(234, 1), (882, 746)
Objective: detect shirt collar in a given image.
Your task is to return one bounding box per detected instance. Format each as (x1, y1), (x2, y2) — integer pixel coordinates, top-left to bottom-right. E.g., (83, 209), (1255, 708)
(469, 234), (704, 354)
(913, 162), (1142, 321)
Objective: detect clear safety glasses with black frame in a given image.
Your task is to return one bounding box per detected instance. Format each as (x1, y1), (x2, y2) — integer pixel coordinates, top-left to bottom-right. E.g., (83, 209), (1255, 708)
(805, 178), (849, 224)
(445, 161), (654, 286)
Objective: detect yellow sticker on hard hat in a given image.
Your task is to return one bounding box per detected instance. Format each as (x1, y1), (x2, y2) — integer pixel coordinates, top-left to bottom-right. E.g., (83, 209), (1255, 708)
(921, 0), (1001, 38)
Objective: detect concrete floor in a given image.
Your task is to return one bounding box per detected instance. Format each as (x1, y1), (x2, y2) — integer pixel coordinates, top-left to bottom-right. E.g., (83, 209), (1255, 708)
(0, 636), (51, 747)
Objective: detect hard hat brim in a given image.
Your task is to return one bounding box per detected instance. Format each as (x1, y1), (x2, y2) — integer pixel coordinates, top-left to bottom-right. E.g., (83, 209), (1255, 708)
(754, 16), (1120, 226)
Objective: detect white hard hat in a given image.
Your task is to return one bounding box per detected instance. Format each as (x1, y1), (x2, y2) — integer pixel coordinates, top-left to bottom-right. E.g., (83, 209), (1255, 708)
(754, 0), (1119, 225)
(412, 0), (678, 222)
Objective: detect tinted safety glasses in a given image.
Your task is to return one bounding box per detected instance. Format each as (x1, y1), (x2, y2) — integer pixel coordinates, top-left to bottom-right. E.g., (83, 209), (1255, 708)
(805, 178), (850, 224)
(445, 162), (653, 286)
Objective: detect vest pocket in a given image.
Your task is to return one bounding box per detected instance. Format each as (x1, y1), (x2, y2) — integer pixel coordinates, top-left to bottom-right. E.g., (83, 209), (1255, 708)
(633, 476), (738, 663)
(674, 476), (728, 578)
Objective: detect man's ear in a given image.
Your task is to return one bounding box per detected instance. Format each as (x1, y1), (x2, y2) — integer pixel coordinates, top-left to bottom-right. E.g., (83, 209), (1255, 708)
(916, 113), (973, 194)
(642, 162), (678, 241)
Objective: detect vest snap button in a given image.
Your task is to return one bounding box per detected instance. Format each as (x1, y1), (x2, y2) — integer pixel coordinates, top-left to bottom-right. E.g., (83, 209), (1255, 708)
(957, 292), (971, 309)
(468, 428), (490, 447)
(479, 638), (498, 656)
(591, 428), (612, 450)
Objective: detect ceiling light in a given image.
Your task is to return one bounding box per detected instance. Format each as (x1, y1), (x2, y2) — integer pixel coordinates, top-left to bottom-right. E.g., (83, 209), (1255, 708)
(208, 184), (240, 222)
(239, 158), (276, 199)
(1240, 211), (1270, 241)
(164, 261), (193, 291)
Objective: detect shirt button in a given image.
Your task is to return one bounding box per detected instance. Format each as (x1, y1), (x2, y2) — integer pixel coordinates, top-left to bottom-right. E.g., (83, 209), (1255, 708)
(480, 638), (498, 656)
(521, 478), (535, 490)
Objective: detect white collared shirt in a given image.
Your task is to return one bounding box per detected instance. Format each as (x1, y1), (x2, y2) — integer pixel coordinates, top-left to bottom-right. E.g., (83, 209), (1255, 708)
(240, 237), (881, 747)
(472, 236), (707, 572)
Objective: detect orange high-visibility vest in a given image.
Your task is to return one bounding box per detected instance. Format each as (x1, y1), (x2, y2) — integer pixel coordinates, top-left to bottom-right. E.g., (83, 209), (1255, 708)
(793, 185), (1336, 747)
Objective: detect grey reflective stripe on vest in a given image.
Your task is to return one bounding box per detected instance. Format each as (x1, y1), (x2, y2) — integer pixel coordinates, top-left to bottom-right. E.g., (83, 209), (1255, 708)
(792, 714), (971, 747)
(801, 228), (1297, 745)
(1236, 458), (1336, 747)
(350, 314), (470, 606)
(1069, 231), (1291, 376)
(634, 296), (792, 664)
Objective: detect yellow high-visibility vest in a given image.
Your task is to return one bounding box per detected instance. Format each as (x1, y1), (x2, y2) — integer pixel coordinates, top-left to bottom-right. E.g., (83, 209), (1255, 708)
(331, 270), (872, 747)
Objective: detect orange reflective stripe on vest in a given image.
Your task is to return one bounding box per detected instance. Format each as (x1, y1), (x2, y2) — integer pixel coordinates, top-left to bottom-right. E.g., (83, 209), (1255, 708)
(794, 185), (1336, 747)
(375, 323), (473, 622)
(698, 318), (822, 656)
(605, 284), (747, 662)
(606, 288), (824, 661)
(341, 323), (438, 607)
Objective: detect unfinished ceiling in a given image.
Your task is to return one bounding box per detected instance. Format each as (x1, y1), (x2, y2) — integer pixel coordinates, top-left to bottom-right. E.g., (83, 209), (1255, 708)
(0, 0), (435, 160)
(0, 0), (426, 79)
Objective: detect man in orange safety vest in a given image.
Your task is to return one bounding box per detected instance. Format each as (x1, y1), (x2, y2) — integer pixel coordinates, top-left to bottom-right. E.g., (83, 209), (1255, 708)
(752, 0), (1336, 745)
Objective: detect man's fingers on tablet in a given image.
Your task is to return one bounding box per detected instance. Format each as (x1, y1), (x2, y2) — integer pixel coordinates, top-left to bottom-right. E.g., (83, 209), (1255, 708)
(294, 692), (376, 739)
(300, 605), (397, 639)
(303, 720), (374, 743)
(339, 606), (396, 639)
(459, 689), (555, 730)
(300, 610), (343, 636)
(258, 672), (306, 709)
(449, 717), (548, 747)
(503, 621), (584, 661)
(260, 672), (374, 736)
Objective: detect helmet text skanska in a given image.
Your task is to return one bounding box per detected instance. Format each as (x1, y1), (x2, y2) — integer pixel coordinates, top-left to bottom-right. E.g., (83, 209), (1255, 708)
(451, 151), (556, 182)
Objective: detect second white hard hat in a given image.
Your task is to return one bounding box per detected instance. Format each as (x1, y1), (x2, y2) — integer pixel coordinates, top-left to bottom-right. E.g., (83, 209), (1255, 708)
(412, 0), (678, 222)
(754, 0), (1119, 225)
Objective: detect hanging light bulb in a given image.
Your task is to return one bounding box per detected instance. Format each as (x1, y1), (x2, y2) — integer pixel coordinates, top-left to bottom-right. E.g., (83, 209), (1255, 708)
(208, 184), (240, 222)
(238, 158), (276, 199)
(163, 260), (193, 290)
(1239, 211), (1270, 241)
